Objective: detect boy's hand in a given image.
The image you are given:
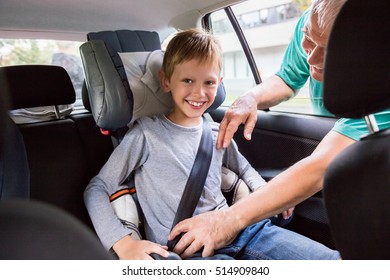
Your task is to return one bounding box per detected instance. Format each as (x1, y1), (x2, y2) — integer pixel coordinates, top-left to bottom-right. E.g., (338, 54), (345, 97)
(275, 207), (295, 220)
(281, 207), (294, 219)
(113, 235), (169, 260)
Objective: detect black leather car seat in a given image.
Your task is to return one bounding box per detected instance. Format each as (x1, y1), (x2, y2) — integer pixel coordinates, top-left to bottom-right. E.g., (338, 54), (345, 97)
(1, 65), (94, 227)
(322, 0), (390, 259)
(0, 67), (111, 260)
(0, 199), (112, 259)
(0, 72), (29, 199)
(0, 118), (30, 199)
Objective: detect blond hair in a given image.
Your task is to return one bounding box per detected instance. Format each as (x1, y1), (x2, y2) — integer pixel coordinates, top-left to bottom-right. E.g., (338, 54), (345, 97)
(162, 28), (222, 80)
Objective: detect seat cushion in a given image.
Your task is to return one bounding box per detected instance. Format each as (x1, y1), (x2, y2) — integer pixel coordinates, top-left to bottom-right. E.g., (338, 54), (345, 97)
(119, 50), (173, 121)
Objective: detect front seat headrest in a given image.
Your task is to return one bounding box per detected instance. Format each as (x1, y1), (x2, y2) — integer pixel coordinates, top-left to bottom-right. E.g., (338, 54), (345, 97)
(0, 65), (76, 110)
(323, 0), (390, 118)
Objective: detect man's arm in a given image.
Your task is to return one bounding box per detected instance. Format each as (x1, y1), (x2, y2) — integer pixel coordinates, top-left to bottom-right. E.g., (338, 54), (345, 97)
(170, 130), (355, 258)
(217, 75), (294, 149)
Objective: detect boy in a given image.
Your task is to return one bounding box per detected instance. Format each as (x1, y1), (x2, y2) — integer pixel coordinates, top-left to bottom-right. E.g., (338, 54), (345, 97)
(84, 28), (339, 260)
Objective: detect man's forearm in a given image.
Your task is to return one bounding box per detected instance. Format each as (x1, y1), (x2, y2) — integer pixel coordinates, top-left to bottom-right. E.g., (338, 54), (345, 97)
(229, 156), (323, 231)
(227, 131), (355, 231)
(245, 75), (294, 110)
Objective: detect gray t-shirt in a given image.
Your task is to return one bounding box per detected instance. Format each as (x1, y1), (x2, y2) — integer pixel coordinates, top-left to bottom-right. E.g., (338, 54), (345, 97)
(85, 115), (265, 249)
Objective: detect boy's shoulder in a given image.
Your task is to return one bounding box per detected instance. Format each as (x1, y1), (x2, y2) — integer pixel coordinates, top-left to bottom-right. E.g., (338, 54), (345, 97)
(133, 114), (163, 125)
(127, 115), (164, 134)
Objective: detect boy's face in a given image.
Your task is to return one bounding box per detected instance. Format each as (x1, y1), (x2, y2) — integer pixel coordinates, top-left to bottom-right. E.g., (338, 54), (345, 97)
(160, 59), (221, 127)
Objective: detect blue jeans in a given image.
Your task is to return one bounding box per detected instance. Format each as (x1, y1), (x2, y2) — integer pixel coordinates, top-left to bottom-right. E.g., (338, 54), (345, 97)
(189, 219), (340, 260)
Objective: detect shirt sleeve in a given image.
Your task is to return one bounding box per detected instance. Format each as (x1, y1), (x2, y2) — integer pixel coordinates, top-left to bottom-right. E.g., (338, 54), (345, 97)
(84, 122), (149, 250)
(332, 109), (390, 141)
(275, 9), (311, 92)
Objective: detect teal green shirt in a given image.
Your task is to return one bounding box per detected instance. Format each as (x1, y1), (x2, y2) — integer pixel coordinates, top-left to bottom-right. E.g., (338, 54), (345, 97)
(275, 9), (390, 140)
(333, 110), (390, 141)
(275, 9), (329, 116)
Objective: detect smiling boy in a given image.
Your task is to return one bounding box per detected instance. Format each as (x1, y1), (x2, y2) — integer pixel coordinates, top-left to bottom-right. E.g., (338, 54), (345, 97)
(84, 28), (339, 260)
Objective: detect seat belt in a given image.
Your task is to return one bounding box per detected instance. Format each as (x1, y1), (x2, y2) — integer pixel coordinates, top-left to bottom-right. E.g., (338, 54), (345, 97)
(166, 117), (213, 251)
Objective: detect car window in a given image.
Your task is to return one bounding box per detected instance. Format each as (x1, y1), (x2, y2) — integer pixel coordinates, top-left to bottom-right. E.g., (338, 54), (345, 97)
(209, 0), (317, 115)
(0, 39), (85, 109)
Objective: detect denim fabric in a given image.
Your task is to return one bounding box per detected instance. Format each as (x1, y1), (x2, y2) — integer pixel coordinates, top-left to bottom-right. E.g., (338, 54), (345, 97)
(212, 219), (340, 260)
(187, 253), (234, 260)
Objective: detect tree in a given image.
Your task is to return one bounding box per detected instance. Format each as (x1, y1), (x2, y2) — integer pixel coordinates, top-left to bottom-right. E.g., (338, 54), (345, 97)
(0, 39), (53, 66)
(293, 0), (313, 12)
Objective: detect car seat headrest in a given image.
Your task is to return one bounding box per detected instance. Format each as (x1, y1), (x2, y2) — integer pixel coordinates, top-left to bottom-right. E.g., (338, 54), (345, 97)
(118, 50), (173, 121)
(87, 30), (161, 53)
(0, 65), (76, 110)
(323, 0), (390, 118)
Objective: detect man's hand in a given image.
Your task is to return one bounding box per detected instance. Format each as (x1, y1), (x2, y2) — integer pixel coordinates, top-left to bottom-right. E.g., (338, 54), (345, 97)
(168, 209), (240, 259)
(217, 94), (258, 149)
(113, 235), (169, 260)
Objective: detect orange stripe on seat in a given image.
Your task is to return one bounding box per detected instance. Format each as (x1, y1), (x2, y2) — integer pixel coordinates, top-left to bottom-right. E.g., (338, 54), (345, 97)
(109, 187), (136, 202)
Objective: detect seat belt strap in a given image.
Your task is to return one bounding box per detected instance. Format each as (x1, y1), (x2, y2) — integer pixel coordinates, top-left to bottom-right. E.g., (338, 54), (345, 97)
(167, 117), (213, 251)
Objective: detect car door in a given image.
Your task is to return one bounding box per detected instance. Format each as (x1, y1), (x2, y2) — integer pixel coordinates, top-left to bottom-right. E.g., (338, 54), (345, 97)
(205, 0), (338, 249)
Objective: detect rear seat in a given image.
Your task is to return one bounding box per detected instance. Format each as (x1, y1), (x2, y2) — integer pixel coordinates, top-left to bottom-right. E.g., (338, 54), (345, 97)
(2, 65), (113, 229)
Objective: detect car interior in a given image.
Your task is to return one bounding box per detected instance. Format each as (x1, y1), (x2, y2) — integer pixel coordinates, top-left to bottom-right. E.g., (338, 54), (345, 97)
(0, 0), (389, 260)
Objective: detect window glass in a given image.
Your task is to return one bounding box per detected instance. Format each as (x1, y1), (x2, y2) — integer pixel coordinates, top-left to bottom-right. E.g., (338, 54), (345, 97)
(210, 0), (317, 115)
(0, 39), (85, 108)
(210, 9), (257, 106)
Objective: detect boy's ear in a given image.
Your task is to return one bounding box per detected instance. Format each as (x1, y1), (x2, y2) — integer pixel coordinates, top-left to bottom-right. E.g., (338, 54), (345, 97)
(159, 70), (170, 92)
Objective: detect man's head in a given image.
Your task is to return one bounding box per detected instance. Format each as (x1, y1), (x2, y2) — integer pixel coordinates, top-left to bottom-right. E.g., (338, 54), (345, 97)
(302, 0), (348, 81)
